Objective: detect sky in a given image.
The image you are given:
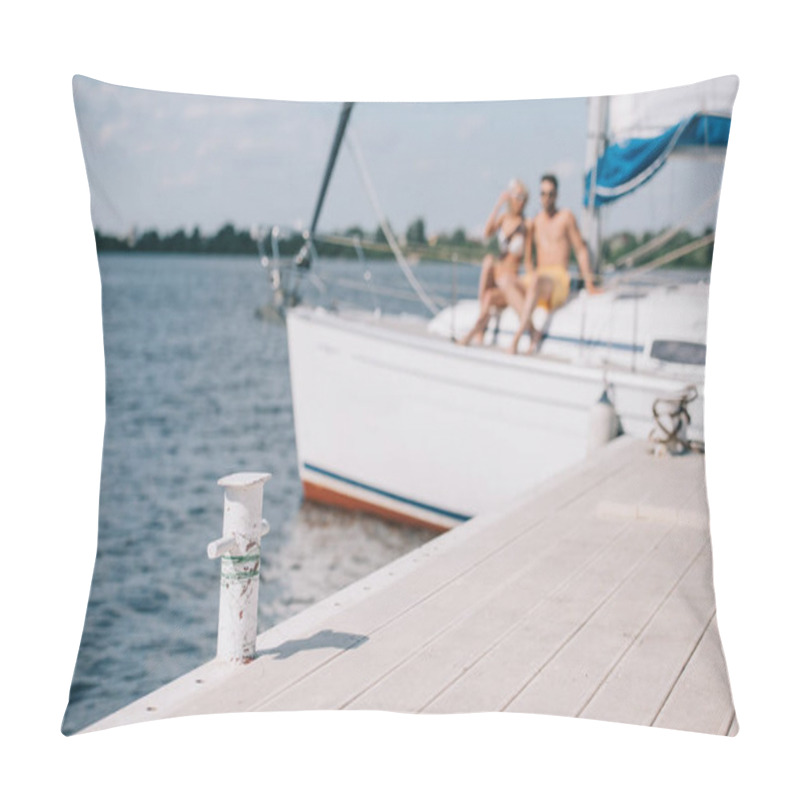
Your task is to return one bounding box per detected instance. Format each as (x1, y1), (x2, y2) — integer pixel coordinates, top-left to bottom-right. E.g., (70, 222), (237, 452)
(73, 75), (727, 242)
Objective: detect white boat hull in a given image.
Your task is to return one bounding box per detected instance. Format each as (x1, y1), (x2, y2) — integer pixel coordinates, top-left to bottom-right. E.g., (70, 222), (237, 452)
(286, 302), (704, 531)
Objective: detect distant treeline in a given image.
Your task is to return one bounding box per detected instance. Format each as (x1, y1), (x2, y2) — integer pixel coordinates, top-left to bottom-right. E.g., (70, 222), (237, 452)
(95, 224), (260, 256)
(94, 219), (714, 269)
(94, 219), (488, 263)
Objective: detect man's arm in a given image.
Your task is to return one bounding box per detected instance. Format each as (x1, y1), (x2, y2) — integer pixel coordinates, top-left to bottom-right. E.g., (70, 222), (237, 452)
(566, 211), (601, 294)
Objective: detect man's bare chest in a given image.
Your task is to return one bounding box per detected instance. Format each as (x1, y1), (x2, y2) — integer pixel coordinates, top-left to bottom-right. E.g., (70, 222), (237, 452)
(535, 214), (569, 247)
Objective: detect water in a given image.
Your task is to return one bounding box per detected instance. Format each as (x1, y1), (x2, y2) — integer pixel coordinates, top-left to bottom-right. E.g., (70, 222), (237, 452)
(62, 253), (475, 735)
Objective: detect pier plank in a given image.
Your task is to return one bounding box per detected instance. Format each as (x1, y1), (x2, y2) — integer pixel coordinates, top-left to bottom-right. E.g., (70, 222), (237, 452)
(170, 508), (562, 717)
(168, 438), (637, 718)
(422, 520), (677, 713)
(653, 614), (736, 734)
(85, 437), (736, 736)
(342, 519), (635, 712)
(266, 516), (631, 712)
(579, 547), (717, 726)
(504, 536), (708, 717)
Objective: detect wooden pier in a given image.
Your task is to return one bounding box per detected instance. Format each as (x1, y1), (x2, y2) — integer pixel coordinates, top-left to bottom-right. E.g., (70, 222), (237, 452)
(84, 436), (736, 736)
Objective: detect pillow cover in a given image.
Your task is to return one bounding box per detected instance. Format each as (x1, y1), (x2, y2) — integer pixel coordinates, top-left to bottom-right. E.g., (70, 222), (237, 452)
(65, 75), (738, 736)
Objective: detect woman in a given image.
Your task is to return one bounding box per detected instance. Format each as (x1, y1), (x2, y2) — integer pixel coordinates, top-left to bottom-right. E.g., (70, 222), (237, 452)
(459, 179), (534, 346)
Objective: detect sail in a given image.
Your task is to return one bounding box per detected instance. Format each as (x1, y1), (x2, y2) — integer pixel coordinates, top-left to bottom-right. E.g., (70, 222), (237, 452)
(584, 76), (738, 208)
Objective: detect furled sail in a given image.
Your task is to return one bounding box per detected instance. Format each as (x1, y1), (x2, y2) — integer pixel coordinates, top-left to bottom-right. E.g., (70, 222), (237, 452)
(584, 76), (738, 208)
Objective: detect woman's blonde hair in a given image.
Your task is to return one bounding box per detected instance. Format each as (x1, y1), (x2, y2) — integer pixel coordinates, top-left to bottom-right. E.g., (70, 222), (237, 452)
(509, 178), (529, 207)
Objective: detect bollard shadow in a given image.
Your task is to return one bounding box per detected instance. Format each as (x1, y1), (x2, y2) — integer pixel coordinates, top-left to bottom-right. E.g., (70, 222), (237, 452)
(259, 629), (368, 660)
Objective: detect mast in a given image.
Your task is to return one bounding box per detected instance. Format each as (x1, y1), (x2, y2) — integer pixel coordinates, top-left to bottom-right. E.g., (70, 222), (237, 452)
(583, 95), (609, 274)
(295, 102), (355, 268)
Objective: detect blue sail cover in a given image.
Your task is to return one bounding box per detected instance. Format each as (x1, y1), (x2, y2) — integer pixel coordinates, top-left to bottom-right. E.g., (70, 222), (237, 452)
(584, 113), (731, 208)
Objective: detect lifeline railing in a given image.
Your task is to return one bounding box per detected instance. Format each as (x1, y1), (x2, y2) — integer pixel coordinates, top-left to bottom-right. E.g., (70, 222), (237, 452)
(253, 224), (474, 318)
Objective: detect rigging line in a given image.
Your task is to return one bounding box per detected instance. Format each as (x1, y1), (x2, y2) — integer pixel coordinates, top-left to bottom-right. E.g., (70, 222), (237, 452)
(317, 276), (451, 306)
(345, 127), (442, 316)
(314, 232), (483, 266)
(607, 189), (721, 272)
(614, 191), (720, 268)
(608, 233), (715, 288)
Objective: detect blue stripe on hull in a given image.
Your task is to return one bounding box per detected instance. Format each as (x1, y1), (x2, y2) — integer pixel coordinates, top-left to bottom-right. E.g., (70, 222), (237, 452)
(303, 462), (472, 524)
(493, 329), (646, 353)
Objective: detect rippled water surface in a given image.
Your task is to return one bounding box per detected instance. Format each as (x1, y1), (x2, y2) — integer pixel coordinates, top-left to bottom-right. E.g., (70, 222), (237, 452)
(63, 253), (474, 734)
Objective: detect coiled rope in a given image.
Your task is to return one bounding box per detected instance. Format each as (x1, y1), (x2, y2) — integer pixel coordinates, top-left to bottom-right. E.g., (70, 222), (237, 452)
(649, 385), (705, 455)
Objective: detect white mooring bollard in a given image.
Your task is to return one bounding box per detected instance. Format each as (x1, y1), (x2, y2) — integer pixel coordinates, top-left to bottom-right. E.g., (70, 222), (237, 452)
(207, 472), (271, 663)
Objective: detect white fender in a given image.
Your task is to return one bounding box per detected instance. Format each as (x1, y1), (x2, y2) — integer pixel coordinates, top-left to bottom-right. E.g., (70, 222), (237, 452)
(587, 388), (620, 454)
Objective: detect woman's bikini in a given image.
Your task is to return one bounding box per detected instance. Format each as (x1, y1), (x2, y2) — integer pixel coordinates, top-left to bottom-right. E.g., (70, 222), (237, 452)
(495, 218), (526, 280)
(459, 208), (527, 346)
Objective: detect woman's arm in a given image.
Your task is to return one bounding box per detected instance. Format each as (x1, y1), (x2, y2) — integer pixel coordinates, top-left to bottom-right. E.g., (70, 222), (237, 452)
(484, 191), (509, 238)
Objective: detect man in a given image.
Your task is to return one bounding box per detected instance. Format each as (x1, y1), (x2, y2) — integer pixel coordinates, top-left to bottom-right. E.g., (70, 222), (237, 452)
(508, 174), (602, 355)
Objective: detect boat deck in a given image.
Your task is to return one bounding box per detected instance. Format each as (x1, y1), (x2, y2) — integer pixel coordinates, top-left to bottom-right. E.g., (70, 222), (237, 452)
(84, 436), (735, 736)
(296, 304), (706, 387)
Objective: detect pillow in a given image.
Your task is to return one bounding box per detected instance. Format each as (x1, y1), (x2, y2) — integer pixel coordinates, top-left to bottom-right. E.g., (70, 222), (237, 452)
(65, 75), (738, 736)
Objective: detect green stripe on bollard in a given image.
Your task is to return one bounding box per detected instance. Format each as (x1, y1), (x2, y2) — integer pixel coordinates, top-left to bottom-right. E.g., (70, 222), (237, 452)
(221, 554), (261, 582)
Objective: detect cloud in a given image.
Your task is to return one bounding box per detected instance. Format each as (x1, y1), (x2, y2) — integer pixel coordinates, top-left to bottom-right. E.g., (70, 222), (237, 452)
(455, 113), (488, 141)
(195, 136), (226, 158)
(182, 102), (215, 120)
(97, 120), (130, 146)
(160, 171), (200, 189)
